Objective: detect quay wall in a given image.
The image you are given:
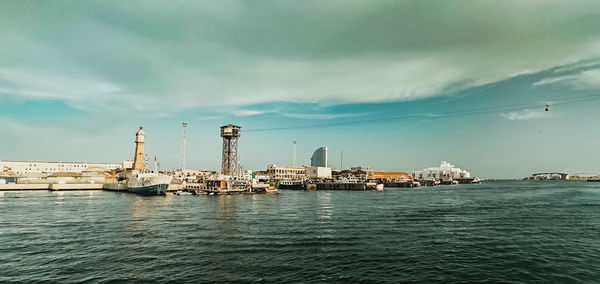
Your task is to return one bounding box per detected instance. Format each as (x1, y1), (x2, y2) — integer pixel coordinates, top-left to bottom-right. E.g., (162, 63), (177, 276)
(1, 184), (104, 191)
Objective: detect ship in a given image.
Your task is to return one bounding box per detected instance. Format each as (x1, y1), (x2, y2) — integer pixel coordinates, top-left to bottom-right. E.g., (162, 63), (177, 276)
(103, 127), (172, 196)
(183, 176), (277, 195)
(104, 171), (173, 196)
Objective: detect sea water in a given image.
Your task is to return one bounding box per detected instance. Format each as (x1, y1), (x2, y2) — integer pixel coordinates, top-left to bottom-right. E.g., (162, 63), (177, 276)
(1, 180), (599, 283)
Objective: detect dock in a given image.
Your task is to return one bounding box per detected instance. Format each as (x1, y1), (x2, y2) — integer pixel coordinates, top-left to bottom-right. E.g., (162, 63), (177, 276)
(384, 181), (420, 188)
(0, 184), (103, 191)
(316, 182), (383, 191)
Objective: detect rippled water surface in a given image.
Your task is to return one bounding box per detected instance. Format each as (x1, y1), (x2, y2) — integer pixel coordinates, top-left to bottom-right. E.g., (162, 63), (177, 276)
(1, 180), (600, 283)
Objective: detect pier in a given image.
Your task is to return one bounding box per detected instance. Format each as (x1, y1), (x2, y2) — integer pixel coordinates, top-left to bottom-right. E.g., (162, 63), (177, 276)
(0, 184), (104, 191)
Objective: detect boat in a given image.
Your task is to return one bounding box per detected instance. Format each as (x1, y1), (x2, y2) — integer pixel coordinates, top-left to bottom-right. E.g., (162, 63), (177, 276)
(127, 172), (171, 195)
(440, 179), (459, 185)
(419, 178), (440, 186)
(104, 171), (172, 196)
(183, 178), (277, 195)
(277, 179), (305, 190)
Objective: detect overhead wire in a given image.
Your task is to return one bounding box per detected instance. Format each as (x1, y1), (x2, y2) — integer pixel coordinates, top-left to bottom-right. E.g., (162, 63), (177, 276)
(245, 93), (599, 132)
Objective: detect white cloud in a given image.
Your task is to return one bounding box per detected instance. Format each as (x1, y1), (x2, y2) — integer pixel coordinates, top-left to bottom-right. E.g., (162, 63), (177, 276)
(500, 109), (545, 121)
(233, 109), (264, 117)
(534, 69), (600, 89)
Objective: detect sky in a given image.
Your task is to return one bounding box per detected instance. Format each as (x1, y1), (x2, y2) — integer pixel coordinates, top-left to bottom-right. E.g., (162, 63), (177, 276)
(1, 0), (600, 178)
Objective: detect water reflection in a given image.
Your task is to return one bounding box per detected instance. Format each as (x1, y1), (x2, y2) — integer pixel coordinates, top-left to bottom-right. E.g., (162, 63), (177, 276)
(212, 195), (242, 238)
(318, 191), (333, 220)
(53, 191), (64, 205)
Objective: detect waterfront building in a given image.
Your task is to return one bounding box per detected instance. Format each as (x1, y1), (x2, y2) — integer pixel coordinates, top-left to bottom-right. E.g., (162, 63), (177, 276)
(343, 167), (409, 180)
(267, 164), (306, 180)
(367, 170), (410, 180)
(411, 161), (471, 181)
(0, 160), (128, 175)
(310, 147), (328, 167)
(305, 166), (332, 179)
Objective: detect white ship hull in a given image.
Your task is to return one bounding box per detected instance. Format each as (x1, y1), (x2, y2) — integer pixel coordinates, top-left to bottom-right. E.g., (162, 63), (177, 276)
(104, 172), (172, 196)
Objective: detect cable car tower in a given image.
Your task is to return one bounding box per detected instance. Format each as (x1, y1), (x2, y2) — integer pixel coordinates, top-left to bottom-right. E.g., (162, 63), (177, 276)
(220, 124), (242, 176)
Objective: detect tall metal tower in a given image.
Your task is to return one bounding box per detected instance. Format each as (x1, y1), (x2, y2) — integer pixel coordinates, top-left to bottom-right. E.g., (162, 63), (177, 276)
(180, 122), (187, 170)
(220, 124), (242, 176)
(293, 141), (297, 167)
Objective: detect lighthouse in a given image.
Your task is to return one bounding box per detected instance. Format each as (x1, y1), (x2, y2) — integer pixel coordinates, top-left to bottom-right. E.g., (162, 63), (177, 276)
(132, 127), (146, 171)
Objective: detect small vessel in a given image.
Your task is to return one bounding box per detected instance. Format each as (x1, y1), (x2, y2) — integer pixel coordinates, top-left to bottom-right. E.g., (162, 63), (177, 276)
(183, 177), (277, 195)
(126, 172), (172, 195)
(277, 179), (305, 190)
(440, 179), (459, 185)
(104, 171), (172, 196)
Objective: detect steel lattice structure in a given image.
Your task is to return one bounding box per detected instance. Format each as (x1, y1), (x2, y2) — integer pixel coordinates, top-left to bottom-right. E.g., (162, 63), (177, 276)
(220, 124), (241, 176)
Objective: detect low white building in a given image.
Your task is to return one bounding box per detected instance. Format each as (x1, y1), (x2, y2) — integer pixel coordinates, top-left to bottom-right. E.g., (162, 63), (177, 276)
(0, 160), (129, 175)
(267, 164), (307, 180)
(412, 161), (471, 181)
(305, 166), (332, 179)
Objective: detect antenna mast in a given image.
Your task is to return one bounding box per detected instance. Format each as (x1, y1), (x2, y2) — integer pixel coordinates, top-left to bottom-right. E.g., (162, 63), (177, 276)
(293, 141), (297, 167)
(180, 122), (187, 170)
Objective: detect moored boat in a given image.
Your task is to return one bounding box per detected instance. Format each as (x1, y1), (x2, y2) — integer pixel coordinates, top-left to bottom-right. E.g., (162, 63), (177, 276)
(104, 171), (172, 196)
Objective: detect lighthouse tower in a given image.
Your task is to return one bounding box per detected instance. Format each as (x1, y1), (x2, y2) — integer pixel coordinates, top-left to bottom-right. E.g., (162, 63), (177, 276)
(132, 127), (146, 171)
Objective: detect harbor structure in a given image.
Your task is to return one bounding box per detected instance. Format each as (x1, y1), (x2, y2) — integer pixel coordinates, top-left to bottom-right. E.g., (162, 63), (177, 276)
(266, 164), (333, 180)
(267, 164), (306, 180)
(528, 172), (570, 180)
(305, 166), (332, 179)
(132, 127), (146, 171)
(411, 161), (476, 184)
(0, 160), (129, 175)
(220, 124), (241, 176)
(367, 170), (411, 180)
(340, 167), (409, 181)
(310, 147), (328, 167)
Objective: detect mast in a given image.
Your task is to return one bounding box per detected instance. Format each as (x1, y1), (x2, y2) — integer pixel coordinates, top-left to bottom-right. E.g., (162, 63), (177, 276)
(293, 141), (297, 167)
(180, 122), (187, 171)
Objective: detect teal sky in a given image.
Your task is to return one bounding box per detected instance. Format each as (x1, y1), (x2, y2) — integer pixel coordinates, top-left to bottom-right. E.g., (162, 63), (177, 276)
(1, 1), (600, 178)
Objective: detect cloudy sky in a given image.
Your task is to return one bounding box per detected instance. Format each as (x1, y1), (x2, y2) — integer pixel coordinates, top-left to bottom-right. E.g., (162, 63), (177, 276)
(1, 0), (600, 178)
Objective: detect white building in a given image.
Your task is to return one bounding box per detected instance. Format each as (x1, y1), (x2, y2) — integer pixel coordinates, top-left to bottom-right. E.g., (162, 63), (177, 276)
(305, 166), (332, 179)
(412, 161), (471, 181)
(267, 164), (306, 180)
(0, 160), (129, 175)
